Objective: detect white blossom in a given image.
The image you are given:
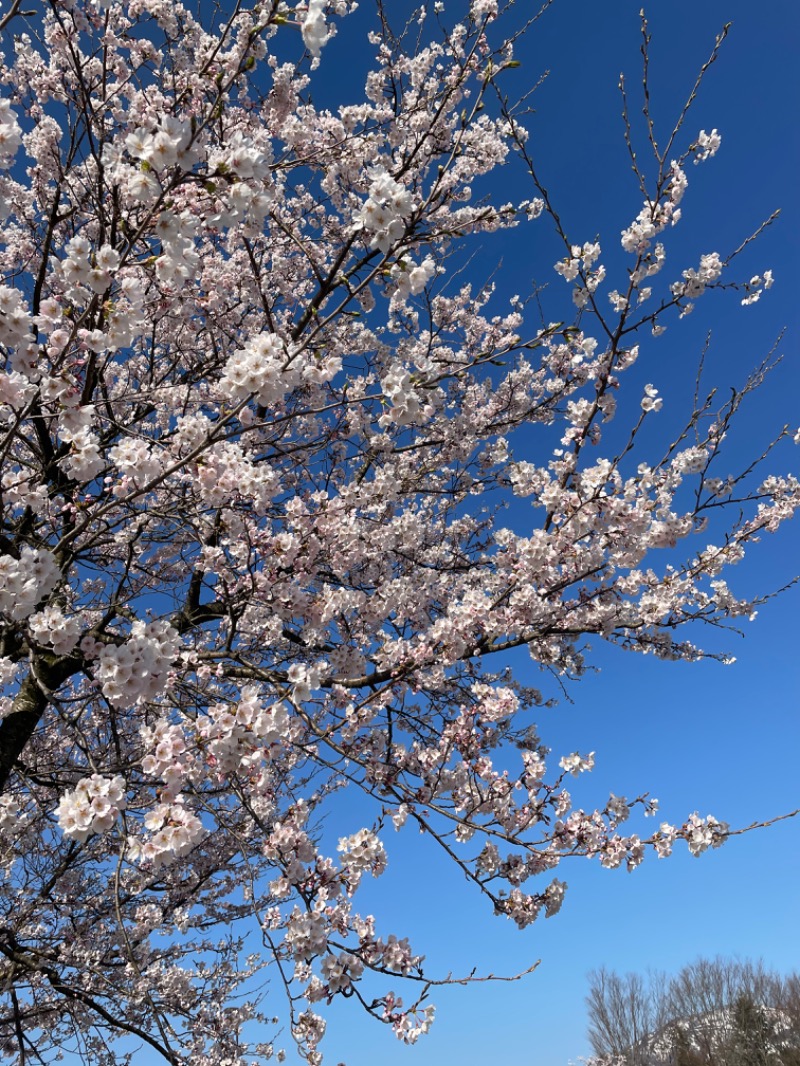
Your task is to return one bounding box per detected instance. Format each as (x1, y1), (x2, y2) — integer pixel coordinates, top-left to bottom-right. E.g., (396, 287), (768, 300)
(95, 621), (181, 708)
(0, 547), (60, 622)
(694, 128), (722, 163)
(57, 775), (126, 843)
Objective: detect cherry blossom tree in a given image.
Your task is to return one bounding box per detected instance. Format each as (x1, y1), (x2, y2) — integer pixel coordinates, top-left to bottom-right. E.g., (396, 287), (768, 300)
(0, 0), (796, 1062)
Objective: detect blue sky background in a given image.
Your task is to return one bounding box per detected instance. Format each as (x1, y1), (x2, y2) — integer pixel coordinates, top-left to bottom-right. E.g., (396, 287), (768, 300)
(283, 1), (800, 1064)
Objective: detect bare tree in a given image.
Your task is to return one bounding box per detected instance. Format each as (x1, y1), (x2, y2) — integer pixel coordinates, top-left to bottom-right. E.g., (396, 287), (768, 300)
(773, 975), (800, 1066)
(664, 957), (772, 1064)
(586, 967), (663, 1065)
(585, 958), (800, 1066)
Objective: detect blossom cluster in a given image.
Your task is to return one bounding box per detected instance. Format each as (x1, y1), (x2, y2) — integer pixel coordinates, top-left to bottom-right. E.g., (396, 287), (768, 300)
(675, 251), (724, 300)
(141, 718), (193, 797)
(356, 166), (416, 252)
(301, 0), (331, 60)
(60, 235), (121, 300)
(56, 774), (126, 843)
(693, 128), (721, 163)
(108, 436), (164, 487)
(0, 100), (22, 170)
(264, 809), (319, 898)
(0, 794), (21, 836)
(219, 332), (299, 408)
(137, 797), (206, 866)
(382, 996), (436, 1045)
(286, 907), (330, 961)
(379, 364), (430, 427)
(28, 604), (81, 655)
(337, 828), (388, 885)
(0, 547), (60, 623)
(621, 158), (688, 258)
(390, 255), (436, 303)
(94, 621), (181, 708)
(0, 285), (35, 374)
(554, 241), (605, 308)
(125, 115), (202, 174)
(741, 269), (774, 306)
(152, 209), (200, 291)
(682, 813), (730, 857)
(197, 687), (293, 775)
(471, 0), (499, 20)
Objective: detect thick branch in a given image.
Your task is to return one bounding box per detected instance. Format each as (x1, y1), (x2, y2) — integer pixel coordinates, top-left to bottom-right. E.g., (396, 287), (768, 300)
(0, 655), (81, 795)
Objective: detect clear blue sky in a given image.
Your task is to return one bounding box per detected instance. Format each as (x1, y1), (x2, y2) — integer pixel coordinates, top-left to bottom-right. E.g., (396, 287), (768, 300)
(281, 2), (800, 1064)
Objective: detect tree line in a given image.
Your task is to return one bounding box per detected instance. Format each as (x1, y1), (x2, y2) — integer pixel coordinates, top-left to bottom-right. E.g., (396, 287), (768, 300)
(586, 957), (800, 1066)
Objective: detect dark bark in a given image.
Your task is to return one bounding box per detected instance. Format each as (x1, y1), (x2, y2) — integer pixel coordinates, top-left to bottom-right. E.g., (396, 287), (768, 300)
(0, 655), (82, 794)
